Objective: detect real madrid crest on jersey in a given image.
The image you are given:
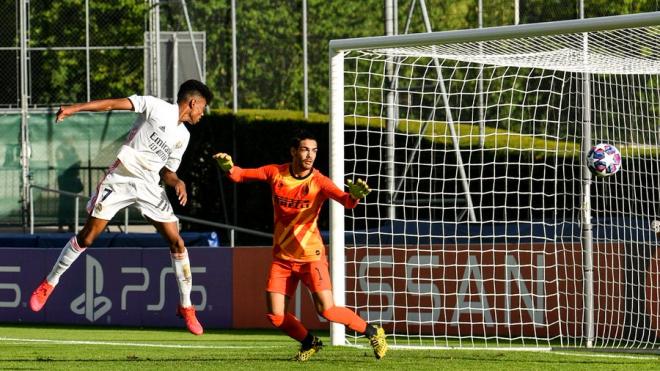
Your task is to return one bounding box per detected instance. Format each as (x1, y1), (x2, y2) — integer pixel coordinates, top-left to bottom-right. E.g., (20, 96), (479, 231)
(175, 141), (183, 149)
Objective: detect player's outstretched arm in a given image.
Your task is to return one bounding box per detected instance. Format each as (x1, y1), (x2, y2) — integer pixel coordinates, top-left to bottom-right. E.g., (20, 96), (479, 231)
(160, 168), (187, 206)
(212, 152), (234, 172)
(346, 178), (371, 200)
(56, 98), (134, 123)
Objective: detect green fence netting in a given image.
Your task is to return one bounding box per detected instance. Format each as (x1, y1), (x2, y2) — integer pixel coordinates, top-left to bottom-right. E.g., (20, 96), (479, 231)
(0, 112), (144, 226)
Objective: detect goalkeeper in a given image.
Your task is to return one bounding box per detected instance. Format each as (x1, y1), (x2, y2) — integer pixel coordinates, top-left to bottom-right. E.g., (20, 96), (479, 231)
(213, 131), (387, 361)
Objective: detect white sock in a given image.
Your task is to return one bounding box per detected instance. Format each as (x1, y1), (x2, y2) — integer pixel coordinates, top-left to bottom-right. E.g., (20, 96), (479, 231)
(171, 249), (192, 308)
(46, 236), (86, 286)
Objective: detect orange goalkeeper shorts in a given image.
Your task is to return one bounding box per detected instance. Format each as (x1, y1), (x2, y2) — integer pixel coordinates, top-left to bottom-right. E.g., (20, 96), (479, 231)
(266, 257), (332, 297)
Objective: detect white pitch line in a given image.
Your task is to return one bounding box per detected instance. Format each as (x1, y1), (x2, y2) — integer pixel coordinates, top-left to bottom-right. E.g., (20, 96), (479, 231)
(4, 337), (656, 360)
(552, 351), (659, 361)
(0, 337), (282, 349)
(348, 343), (658, 360)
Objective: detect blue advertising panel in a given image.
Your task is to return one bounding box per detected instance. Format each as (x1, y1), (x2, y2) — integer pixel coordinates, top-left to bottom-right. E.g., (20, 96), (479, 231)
(0, 247), (232, 329)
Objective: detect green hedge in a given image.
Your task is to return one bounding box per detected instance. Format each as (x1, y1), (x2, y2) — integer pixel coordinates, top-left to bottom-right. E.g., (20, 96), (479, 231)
(175, 109), (333, 244)
(174, 109), (650, 245)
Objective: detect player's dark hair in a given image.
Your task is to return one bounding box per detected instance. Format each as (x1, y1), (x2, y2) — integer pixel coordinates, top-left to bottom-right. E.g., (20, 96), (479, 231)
(177, 79), (213, 104)
(290, 130), (317, 150)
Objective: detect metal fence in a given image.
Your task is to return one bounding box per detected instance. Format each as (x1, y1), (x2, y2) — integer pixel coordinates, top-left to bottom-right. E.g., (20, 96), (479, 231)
(3, 0), (655, 230)
(8, 1), (654, 111)
(28, 184), (272, 247)
(28, 166), (120, 227)
(2, 1), (146, 108)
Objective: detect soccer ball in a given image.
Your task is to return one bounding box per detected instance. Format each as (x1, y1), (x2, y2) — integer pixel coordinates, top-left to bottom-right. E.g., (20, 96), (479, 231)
(586, 143), (621, 177)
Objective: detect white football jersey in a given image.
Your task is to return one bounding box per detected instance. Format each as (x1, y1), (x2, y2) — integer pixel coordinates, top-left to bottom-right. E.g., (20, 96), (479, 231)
(115, 95), (190, 184)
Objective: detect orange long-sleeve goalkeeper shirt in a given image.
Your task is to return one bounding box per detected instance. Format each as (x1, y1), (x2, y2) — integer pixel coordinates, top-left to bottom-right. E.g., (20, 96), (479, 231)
(227, 163), (358, 262)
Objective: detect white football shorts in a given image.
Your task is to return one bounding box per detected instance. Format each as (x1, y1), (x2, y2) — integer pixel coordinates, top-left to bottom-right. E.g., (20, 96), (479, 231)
(87, 163), (178, 223)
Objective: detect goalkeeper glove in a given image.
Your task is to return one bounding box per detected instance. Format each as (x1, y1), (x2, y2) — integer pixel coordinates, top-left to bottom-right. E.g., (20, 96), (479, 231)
(346, 178), (371, 200)
(213, 152), (234, 172)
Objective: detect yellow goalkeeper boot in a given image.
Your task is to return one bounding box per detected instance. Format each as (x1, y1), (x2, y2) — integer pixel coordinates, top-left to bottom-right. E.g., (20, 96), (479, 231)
(293, 335), (323, 362)
(368, 326), (388, 360)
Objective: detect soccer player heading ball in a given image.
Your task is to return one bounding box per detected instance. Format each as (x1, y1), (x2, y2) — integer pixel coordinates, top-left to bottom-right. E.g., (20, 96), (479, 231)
(30, 80), (213, 336)
(213, 131), (387, 361)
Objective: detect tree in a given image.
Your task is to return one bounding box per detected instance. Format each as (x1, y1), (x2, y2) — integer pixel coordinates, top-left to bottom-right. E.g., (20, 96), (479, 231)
(28, 0), (148, 105)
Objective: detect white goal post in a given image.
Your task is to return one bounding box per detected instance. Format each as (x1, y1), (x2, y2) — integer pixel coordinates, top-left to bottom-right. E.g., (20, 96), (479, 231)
(329, 12), (660, 350)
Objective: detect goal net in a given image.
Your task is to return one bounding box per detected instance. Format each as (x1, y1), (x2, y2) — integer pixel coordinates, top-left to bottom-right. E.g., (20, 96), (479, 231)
(329, 13), (660, 350)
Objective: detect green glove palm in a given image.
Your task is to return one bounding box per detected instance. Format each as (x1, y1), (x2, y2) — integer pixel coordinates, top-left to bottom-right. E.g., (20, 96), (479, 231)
(213, 152), (234, 172)
(346, 178), (371, 200)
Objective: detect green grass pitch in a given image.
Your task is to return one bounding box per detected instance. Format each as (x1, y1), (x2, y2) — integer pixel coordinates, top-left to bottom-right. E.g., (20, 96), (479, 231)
(0, 324), (657, 370)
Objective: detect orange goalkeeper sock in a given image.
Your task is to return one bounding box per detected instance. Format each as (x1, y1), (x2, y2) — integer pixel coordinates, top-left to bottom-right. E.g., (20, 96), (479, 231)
(267, 313), (308, 342)
(321, 306), (367, 333)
